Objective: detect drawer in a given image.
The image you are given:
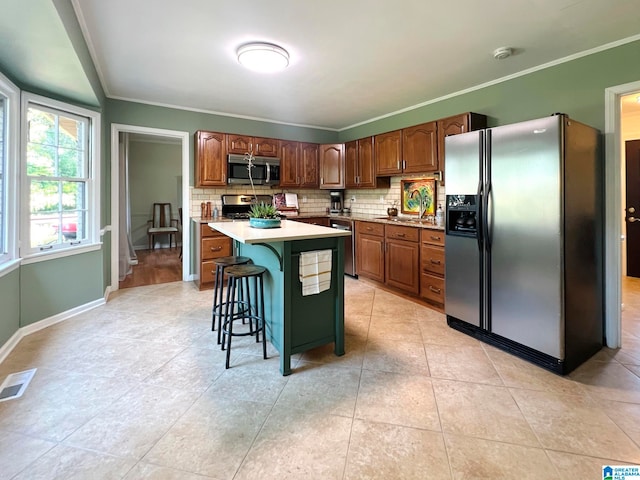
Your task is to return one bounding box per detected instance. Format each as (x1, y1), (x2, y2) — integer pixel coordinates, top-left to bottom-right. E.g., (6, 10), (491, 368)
(422, 245), (445, 276)
(200, 260), (217, 284)
(201, 224), (224, 238)
(356, 221), (384, 237)
(421, 273), (445, 304)
(202, 237), (232, 260)
(386, 224), (419, 242)
(421, 229), (445, 246)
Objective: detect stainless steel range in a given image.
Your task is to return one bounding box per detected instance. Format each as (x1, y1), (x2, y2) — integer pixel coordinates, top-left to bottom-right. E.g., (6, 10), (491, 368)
(221, 194), (273, 220)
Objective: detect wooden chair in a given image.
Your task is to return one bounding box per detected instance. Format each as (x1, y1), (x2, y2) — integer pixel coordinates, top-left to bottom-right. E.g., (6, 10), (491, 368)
(147, 203), (179, 250)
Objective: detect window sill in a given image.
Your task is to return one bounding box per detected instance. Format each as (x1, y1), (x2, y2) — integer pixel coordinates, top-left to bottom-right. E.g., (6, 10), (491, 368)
(0, 258), (21, 278)
(21, 242), (102, 265)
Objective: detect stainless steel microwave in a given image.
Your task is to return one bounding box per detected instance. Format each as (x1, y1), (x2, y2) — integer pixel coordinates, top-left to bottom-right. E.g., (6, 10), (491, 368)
(227, 154), (280, 186)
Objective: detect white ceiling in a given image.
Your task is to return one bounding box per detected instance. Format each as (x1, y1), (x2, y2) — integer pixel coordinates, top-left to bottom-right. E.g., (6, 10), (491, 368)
(52, 0), (640, 130)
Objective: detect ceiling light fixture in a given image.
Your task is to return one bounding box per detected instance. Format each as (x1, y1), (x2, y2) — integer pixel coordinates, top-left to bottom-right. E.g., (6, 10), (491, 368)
(237, 42), (289, 73)
(493, 47), (513, 60)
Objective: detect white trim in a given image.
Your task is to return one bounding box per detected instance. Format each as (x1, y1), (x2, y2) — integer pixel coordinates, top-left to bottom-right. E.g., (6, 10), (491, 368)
(110, 124), (190, 291)
(20, 92), (101, 258)
(107, 95), (339, 132)
(604, 80), (640, 349)
(0, 296), (105, 365)
(0, 258), (20, 277)
(20, 242), (101, 264)
(0, 71), (20, 268)
(103, 285), (113, 301)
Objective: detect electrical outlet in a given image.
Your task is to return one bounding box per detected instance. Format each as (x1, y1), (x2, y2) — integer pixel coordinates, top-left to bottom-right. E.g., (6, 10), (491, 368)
(379, 195), (385, 204)
(302, 196), (307, 203)
(350, 196), (356, 202)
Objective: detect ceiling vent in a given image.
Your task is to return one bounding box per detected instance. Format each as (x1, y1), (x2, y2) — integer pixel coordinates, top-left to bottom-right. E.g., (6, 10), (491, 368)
(493, 47), (513, 60)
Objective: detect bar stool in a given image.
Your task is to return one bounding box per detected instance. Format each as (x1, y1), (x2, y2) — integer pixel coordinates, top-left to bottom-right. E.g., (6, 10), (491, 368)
(211, 255), (251, 345)
(221, 264), (268, 369)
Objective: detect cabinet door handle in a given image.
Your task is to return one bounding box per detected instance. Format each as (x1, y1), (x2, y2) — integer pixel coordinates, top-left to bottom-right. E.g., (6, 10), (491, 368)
(396, 233), (405, 238)
(403, 160), (406, 169)
(397, 161), (400, 170)
(366, 227), (372, 231)
(429, 285), (442, 294)
(210, 246), (222, 252)
(430, 259), (441, 265)
(430, 235), (441, 241)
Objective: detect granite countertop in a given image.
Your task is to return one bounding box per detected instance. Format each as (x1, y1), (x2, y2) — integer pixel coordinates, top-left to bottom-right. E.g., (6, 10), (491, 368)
(193, 213), (445, 231)
(295, 213), (446, 231)
(207, 219), (352, 244)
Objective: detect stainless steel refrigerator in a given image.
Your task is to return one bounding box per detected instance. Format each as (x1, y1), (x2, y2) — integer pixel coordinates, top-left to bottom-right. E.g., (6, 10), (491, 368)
(444, 114), (603, 374)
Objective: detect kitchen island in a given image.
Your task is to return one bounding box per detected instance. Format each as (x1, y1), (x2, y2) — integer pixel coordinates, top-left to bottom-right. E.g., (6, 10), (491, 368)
(207, 219), (351, 375)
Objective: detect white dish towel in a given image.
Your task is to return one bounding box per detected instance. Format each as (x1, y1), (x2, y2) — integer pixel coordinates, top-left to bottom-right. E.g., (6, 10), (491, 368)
(299, 249), (332, 296)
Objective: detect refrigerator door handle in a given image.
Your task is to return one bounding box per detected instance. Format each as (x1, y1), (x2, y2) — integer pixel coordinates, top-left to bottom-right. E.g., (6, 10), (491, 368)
(484, 129), (492, 250)
(476, 180), (483, 250)
(485, 183), (492, 249)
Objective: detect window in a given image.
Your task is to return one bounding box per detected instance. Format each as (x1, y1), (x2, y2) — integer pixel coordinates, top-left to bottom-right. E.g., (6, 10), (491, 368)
(0, 71), (18, 270)
(21, 93), (100, 259)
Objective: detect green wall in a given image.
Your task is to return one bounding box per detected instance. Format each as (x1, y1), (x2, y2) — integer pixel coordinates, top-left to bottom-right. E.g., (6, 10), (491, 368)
(128, 140), (182, 248)
(19, 250), (103, 326)
(0, 269), (20, 346)
(338, 39), (640, 141)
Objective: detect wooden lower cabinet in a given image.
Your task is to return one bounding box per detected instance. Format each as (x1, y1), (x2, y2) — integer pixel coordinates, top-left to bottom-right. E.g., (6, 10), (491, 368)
(355, 221), (445, 308)
(196, 223), (232, 290)
(420, 229), (446, 306)
(385, 225), (420, 294)
(355, 221), (384, 282)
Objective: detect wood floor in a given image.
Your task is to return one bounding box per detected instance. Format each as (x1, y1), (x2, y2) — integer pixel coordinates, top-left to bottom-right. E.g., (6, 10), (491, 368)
(118, 247), (182, 289)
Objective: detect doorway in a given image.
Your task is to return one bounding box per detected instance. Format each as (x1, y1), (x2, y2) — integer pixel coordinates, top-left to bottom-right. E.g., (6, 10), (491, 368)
(605, 80), (640, 349)
(625, 139), (640, 278)
(110, 124), (190, 293)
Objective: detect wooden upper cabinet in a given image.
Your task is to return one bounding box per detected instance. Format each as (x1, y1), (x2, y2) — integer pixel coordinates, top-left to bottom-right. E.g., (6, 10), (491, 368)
(299, 142), (319, 188)
(346, 136), (388, 188)
(227, 134), (278, 156)
(375, 130), (402, 175)
(345, 140), (358, 188)
(319, 143), (345, 189)
(437, 112), (487, 185)
(227, 134), (251, 155)
(254, 136), (278, 156)
(357, 136), (378, 187)
(402, 121), (438, 173)
(279, 141), (318, 188)
(195, 131), (227, 187)
(278, 140), (300, 188)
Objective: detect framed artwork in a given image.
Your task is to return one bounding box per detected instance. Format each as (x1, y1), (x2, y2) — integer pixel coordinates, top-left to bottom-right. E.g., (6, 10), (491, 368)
(401, 178), (436, 216)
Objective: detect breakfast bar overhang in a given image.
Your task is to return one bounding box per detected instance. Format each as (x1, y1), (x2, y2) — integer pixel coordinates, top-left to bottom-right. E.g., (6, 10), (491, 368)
(207, 219), (351, 375)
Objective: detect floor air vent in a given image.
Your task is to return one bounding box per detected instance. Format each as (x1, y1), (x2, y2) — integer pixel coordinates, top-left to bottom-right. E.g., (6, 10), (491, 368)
(0, 368), (36, 402)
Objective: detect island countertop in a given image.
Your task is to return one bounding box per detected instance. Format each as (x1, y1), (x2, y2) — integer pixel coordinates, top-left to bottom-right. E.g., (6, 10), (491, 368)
(208, 219), (351, 244)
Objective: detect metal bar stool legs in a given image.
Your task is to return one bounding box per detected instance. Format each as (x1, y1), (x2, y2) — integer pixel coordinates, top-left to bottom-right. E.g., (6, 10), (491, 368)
(211, 256), (251, 345)
(220, 264), (268, 369)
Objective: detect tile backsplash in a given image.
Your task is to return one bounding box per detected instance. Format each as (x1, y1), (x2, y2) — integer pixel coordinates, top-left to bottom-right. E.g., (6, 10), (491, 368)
(190, 173), (445, 219)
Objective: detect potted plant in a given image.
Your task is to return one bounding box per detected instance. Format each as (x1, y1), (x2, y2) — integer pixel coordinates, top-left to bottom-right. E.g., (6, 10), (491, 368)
(248, 202), (281, 228)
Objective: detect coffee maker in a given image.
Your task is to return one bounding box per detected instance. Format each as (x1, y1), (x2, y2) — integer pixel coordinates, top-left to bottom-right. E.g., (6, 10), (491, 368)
(329, 191), (343, 214)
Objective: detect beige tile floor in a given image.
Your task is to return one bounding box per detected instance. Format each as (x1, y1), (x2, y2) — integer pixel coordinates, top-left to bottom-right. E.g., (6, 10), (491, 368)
(1, 276), (640, 479)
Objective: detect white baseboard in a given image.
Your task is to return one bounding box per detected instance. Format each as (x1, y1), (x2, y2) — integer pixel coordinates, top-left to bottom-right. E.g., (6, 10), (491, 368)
(0, 297), (106, 364)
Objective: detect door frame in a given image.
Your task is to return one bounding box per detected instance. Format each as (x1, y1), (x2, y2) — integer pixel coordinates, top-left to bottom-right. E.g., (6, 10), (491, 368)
(604, 79), (640, 348)
(110, 124), (191, 291)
